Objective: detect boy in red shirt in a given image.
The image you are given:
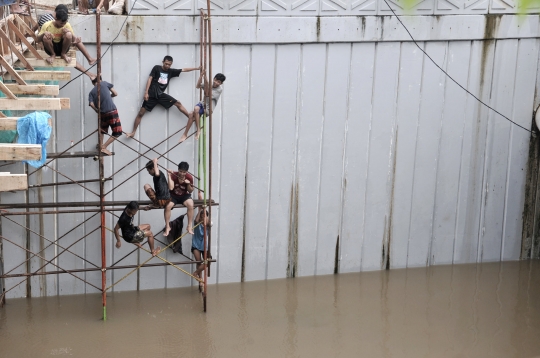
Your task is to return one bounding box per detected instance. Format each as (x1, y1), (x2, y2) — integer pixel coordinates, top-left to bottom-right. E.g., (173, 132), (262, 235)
(166, 161), (195, 236)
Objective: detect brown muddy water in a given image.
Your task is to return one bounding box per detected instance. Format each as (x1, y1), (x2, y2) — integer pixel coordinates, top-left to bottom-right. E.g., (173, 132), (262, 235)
(0, 261), (539, 357)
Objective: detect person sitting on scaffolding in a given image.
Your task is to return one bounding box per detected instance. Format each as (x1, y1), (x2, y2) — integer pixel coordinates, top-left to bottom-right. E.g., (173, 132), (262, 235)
(179, 70), (226, 143)
(114, 201), (160, 256)
(36, 7), (97, 78)
(89, 76), (121, 156)
(126, 56), (201, 138)
(165, 161), (195, 236)
(191, 191), (211, 289)
(143, 157), (171, 218)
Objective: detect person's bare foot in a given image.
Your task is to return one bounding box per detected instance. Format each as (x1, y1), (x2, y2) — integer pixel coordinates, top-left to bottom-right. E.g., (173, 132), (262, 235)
(61, 54), (72, 64)
(88, 58), (97, 66)
(163, 223), (171, 237)
(187, 226), (194, 235)
(152, 246), (161, 256)
(178, 134), (187, 143)
(101, 147), (112, 156)
(195, 130), (201, 140)
(126, 132), (135, 138)
(45, 56), (55, 65)
(142, 205), (151, 211)
(88, 72), (97, 81)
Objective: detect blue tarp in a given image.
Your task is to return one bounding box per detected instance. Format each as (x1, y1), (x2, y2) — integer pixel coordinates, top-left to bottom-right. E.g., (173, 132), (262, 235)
(17, 112), (52, 168)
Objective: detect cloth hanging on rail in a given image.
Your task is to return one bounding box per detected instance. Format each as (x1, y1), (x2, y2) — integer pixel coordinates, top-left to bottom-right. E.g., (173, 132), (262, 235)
(168, 214), (185, 254)
(17, 111), (52, 168)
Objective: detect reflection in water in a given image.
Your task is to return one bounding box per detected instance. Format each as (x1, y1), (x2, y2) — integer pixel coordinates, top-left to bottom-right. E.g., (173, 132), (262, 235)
(0, 261), (539, 357)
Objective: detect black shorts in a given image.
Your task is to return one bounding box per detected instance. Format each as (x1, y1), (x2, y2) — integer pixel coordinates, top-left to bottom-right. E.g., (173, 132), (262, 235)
(124, 229), (145, 244)
(171, 194), (192, 206)
(45, 40), (63, 57)
(142, 93), (178, 112)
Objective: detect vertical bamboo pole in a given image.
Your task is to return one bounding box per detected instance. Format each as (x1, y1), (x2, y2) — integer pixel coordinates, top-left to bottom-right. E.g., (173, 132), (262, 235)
(95, 8), (107, 321)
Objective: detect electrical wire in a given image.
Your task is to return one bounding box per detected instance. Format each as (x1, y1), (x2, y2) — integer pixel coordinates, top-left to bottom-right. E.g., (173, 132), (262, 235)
(381, 0), (533, 134)
(59, 0), (138, 90)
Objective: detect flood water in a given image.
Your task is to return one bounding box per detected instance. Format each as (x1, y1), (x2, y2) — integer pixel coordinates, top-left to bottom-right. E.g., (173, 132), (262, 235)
(0, 261), (539, 357)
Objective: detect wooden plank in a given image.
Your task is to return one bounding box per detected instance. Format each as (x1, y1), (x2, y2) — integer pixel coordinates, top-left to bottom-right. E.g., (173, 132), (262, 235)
(3, 70), (70, 81)
(0, 173), (27, 192)
(0, 117), (52, 130)
(60, 98), (69, 109)
(15, 56), (76, 68)
(0, 144), (41, 161)
(32, 49), (76, 59)
(0, 55), (27, 85)
(0, 98), (63, 110)
(7, 20), (42, 60)
(0, 81), (16, 99)
(0, 27), (33, 70)
(4, 84), (59, 96)
(14, 15), (37, 43)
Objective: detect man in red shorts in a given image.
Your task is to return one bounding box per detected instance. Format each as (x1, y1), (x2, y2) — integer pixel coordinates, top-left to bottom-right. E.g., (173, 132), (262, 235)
(165, 161), (194, 236)
(89, 77), (121, 155)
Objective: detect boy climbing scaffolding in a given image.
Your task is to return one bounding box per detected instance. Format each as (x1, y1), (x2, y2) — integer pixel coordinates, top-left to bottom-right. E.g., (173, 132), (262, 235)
(191, 191), (211, 288)
(114, 201), (160, 256)
(179, 70), (226, 143)
(89, 76), (121, 156)
(37, 7), (97, 78)
(165, 161), (195, 236)
(127, 56), (201, 138)
(143, 158), (172, 232)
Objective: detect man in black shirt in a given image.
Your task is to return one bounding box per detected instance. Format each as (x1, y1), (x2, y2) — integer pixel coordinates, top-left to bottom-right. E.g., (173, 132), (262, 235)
(126, 55), (201, 138)
(114, 201), (160, 256)
(143, 158), (173, 235)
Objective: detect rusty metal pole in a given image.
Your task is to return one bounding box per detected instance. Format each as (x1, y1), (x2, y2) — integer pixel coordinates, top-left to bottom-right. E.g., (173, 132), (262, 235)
(204, 0), (213, 311)
(95, 5), (107, 321)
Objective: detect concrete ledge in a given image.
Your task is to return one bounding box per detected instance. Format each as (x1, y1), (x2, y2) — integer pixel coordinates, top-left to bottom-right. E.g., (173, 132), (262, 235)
(70, 14), (540, 44)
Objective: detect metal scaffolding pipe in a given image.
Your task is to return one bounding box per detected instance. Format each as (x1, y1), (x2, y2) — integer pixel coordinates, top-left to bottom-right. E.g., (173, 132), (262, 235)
(0, 259), (217, 278)
(0, 199), (217, 210)
(28, 177), (112, 189)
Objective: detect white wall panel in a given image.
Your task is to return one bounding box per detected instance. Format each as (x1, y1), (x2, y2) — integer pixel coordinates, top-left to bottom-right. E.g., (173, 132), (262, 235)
(453, 40), (495, 264)
(407, 42), (447, 267)
(315, 43), (350, 275)
(266, 44), (301, 280)
(244, 45), (275, 281)
(431, 41), (471, 265)
(362, 42), (400, 271)
(389, 42), (424, 269)
(339, 43), (375, 273)
(480, 40), (518, 262)
(216, 45), (251, 283)
(295, 44), (326, 276)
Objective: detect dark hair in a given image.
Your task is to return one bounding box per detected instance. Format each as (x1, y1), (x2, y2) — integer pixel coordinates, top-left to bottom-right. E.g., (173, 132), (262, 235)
(163, 55), (173, 63)
(55, 4), (68, 11)
(145, 160), (154, 170)
(91, 76), (103, 85)
(214, 73), (226, 83)
(127, 201), (139, 211)
(178, 161), (189, 171)
(55, 9), (68, 22)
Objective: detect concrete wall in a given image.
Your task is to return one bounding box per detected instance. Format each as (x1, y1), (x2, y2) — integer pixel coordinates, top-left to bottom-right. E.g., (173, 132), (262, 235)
(1, 14), (539, 298)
